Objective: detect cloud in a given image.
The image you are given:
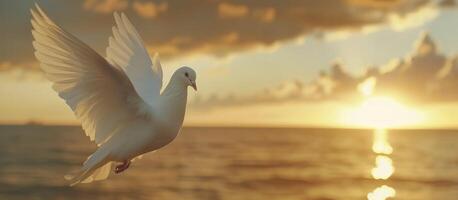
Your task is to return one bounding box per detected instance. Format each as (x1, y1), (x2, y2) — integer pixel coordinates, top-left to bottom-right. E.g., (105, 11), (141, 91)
(217, 2), (278, 24)
(322, 0), (441, 41)
(218, 2), (249, 19)
(0, 61), (38, 72)
(373, 33), (449, 102)
(0, 62), (14, 71)
(0, 62), (45, 81)
(344, 0), (405, 9)
(194, 32), (458, 109)
(0, 0), (452, 70)
(83, 0), (128, 14)
(252, 7), (276, 23)
(132, 1), (168, 18)
(439, 0), (457, 7)
(127, 0), (446, 59)
(386, 4), (439, 31)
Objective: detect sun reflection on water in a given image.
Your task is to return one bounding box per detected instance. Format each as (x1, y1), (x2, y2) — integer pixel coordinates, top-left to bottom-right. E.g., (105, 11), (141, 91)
(372, 129), (393, 155)
(371, 155), (394, 180)
(368, 129), (396, 200)
(367, 185), (396, 200)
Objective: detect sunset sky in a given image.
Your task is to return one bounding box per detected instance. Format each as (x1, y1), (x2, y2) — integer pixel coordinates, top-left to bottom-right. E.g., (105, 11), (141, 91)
(2, 0), (458, 128)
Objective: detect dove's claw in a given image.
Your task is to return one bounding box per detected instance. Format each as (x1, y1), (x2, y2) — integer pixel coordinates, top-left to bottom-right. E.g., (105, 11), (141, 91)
(114, 160), (130, 174)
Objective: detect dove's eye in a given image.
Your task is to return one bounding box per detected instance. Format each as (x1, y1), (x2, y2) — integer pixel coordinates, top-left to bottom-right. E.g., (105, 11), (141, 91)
(185, 72), (189, 77)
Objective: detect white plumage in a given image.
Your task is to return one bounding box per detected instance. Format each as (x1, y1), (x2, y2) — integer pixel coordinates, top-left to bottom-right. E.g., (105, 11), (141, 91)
(30, 4), (197, 186)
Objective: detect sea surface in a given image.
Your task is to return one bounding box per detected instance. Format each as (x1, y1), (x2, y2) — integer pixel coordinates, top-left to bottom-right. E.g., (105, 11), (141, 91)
(1, 125), (458, 200)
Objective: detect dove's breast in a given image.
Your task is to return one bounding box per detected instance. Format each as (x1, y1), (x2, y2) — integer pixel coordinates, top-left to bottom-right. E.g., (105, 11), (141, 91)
(109, 112), (184, 161)
(143, 124), (180, 152)
(105, 119), (157, 161)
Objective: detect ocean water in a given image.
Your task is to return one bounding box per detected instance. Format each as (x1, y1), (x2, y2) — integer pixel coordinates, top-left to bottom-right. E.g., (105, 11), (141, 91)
(1, 126), (458, 200)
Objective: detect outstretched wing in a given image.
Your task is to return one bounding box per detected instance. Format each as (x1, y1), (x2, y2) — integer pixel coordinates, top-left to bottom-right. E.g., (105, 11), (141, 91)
(106, 12), (163, 108)
(31, 4), (143, 145)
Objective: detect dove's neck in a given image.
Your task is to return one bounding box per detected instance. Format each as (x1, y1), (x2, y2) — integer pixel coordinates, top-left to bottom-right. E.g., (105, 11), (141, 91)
(160, 74), (188, 129)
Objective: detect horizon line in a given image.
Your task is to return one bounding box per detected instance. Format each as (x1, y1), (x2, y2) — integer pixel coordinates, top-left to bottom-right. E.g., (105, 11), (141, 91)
(2, 122), (458, 131)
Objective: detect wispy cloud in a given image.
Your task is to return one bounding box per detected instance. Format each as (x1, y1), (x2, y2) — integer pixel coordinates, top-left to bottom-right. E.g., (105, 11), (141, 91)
(0, 61), (38, 72)
(0, 62), (14, 71)
(132, 1), (168, 19)
(252, 7), (276, 23)
(218, 2), (249, 19)
(83, 0), (128, 14)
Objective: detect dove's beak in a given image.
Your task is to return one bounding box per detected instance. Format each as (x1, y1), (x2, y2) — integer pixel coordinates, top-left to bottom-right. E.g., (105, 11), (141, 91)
(191, 81), (197, 91)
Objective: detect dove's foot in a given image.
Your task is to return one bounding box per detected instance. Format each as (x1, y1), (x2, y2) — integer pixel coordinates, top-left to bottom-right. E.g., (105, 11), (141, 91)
(114, 160), (131, 174)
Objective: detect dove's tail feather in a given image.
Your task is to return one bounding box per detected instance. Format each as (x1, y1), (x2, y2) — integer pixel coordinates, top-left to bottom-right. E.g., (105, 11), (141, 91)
(65, 147), (112, 186)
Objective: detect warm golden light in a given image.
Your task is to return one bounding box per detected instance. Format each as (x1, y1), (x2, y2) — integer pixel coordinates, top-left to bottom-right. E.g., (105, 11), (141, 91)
(371, 155), (394, 180)
(341, 96), (425, 128)
(372, 129), (393, 155)
(367, 185), (396, 200)
(368, 129), (396, 200)
(358, 77), (376, 97)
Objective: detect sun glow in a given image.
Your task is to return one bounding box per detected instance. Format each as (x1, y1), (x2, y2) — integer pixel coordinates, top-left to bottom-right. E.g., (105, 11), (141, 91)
(341, 96), (425, 128)
(358, 77), (376, 97)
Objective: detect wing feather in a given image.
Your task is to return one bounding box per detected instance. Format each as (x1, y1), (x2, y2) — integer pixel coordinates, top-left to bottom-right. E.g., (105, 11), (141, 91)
(31, 4), (143, 145)
(107, 12), (163, 108)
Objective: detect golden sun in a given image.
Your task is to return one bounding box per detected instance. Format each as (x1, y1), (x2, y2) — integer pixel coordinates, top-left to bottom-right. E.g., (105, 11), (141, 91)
(341, 96), (425, 128)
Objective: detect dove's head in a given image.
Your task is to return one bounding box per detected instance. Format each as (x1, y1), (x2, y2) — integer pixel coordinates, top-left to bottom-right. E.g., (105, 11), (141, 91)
(177, 66), (197, 91)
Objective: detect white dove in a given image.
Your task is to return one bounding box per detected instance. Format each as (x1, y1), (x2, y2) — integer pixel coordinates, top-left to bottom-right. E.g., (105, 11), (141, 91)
(30, 4), (197, 186)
